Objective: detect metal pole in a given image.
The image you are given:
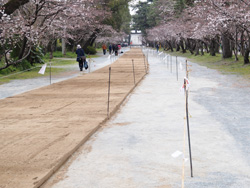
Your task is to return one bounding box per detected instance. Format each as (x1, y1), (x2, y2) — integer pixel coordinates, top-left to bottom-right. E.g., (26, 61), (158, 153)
(186, 59), (188, 77)
(167, 55), (169, 69)
(171, 56), (172, 73)
(184, 78), (193, 177)
(176, 56), (178, 81)
(132, 59), (136, 85)
(50, 62), (51, 85)
(107, 67), (111, 118)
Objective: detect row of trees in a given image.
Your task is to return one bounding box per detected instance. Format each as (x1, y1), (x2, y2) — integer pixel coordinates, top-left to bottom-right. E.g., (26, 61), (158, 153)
(133, 0), (250, 64)
(0, 0), (131, 70)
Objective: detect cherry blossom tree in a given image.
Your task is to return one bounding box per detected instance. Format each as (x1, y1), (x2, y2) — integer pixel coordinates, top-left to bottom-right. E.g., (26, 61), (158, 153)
(145, 0), (250, 63)
(0, 0), (125, 70)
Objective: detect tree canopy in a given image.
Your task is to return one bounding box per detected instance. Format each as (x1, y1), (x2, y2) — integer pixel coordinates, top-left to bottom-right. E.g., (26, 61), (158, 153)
(0, 0), (132, 70)
(139, 0), (250, 64)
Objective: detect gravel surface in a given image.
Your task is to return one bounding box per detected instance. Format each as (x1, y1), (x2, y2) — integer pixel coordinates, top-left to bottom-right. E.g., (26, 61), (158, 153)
(43, 49), (250, 188)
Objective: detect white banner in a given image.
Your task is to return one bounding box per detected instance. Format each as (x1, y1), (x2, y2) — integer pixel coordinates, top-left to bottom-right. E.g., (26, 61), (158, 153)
(38, 63), (47, 75)
(171, 150), (183, 158)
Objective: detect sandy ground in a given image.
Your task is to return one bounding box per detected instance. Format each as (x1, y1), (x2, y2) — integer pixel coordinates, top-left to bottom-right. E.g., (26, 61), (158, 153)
(42, 49), (250, 188)
(0, 48), (147, 188)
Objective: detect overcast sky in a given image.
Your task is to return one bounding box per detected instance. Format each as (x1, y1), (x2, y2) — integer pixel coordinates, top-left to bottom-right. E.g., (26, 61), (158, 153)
(129, 0), (148, 15)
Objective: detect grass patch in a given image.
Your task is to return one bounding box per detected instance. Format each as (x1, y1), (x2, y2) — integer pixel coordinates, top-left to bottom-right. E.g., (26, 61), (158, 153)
(95, 48), (102, 52)
(0, 50), (101, 85)
(44, 51), (100, 62)
(86, 54), (100, 58)
(163, 49), (250, 79)
(0, 66), (65, 85)
(44, 51), (76, 59)
(45, 58), (77, 65)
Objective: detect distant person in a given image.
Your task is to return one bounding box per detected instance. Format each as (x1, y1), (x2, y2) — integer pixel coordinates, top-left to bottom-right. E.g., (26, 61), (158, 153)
(76, 44), (85, 71)
(117, 44), (122, 52)
(112, 44), (116, 54)
(102, 43), (107, 55)
(109, 44), (112, 54)
(114, 44), (119, 56)
(156, 43), (159, 52)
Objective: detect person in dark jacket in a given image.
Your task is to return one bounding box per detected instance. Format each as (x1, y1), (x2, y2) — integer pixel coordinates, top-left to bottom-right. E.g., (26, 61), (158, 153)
(109, 44), (112, 55)
(76, 44), (85, 71)
(112, 44), (115, 54)
(114, 44), (119, 56)
(156, 43), (159, 52)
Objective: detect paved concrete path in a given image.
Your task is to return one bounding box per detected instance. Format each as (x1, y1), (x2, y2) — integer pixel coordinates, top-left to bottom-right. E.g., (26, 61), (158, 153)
(0, 48), (146, 188)
(43, 49), (250, 188)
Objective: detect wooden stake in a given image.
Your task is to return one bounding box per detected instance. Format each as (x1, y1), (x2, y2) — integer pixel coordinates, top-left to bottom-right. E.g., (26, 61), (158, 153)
(184, 62), (193, 177)
(50, 62), (52, 85)
(143, 55), (147, 74)
(132, 59), (136, 85)
(107, 67), (111, 118)
(176, 56), (178, 81)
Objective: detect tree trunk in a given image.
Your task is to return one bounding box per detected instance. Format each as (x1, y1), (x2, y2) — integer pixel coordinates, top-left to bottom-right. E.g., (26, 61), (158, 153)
(186, 39), (194, 54)
(209, 39), (216, 56)
(62, 38), (66, 56)
(222, 33), (232, 58)
(18, 36), (28, 60)
(204, 42), (209, 53)
(191, 40), (196, 53)
(171, 40), (175, 50)
(176, 43), (180, 51)
(168, 41), (173, 52)
(201, 42), (204, 55)
(180, 40), (186, 53)
(2, 0), (30, 15)
(234, 27), (238, 61)
(215, 40), (220, 53)
(83, 28), (100, 50)
(48, 40), (55, 59)
(240, 31), (245, 56)
(195, 40), (200, 56)
(244, 49), (249, 64)
(244, 36), (250, 64)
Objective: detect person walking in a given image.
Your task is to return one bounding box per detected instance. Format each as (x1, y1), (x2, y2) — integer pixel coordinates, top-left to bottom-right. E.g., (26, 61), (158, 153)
(156, 43), (159, 52)
(112, 44), (115, 54)
(114, 44), (119, 56)
(76, 44), (85, 71)
(118, 44), (121, 52)
(102, 43), (107, 55)
(109, 44), (112, 55)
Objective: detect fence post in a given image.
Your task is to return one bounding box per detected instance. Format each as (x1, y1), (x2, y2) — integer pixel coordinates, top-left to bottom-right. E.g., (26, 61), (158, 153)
(89, 60), (91, 73)
(176, 56), (178, 81)
(132, 59), (136, 85)
(171, 55), (172, 73)
(143, 54), (147, 74)
(50, 62), (52, 85)
(107, 67), (111, 118)
(184, 62), (193, 177)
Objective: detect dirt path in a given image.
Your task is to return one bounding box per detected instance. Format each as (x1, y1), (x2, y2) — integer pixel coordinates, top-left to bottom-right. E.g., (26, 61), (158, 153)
(0, 48), (147, 188)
